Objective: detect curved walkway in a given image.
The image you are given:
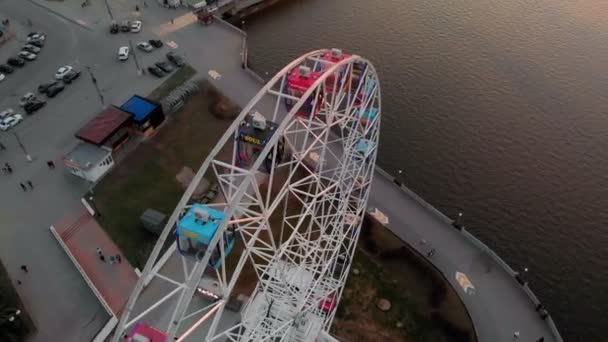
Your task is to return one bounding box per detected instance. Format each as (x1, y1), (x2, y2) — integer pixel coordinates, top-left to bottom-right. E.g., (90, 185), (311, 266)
(368, 169), (561, 342)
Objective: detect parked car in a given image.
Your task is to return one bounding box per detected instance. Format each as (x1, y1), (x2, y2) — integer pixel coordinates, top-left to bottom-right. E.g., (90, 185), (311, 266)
(55, 66), (73, 79)
(118, 46), (130, 61)
(0, 64), (13, 74)
(166, 52), (185, 67)
(0, 109), (14, 119)
(46, 83), (65, 98)
(24, 100), (46, 114)
(120, 21), (130, 32)
(27, 32), (45, 39)
(38, 81), (59, 94)
(0, 74), (4, 82)
(147, 65), (164, 78)
(149, 39), (163, 48)
(19, 92), (36, 107)
(109, 21), (119, 34)
(155, 61), (173, 73)
(26, 33), (45, 43)
(62, 70), (81, 83)
(0, 114), (23, 131)
(23, 44), (41, 53)
(137, 41), (153, 52)
(18, 51), (37, 61)
(131, 20), (142, 33)
(29, 39), (44, 47)
(7, 57), (25, 67)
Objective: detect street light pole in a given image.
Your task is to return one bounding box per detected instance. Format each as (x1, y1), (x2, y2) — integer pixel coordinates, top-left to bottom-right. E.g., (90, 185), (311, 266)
(12, 132), (31, 162)
(128, 40), (143, 76)
(86, 66), (105, 107)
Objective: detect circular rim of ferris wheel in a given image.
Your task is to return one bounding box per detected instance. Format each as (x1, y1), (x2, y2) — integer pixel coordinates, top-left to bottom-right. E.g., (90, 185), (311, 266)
(112, 49), (382, 342)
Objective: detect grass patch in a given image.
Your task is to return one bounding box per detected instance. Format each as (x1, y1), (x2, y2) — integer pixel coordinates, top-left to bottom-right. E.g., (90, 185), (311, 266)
(94, 81), (234, 267)
(0, 260), (35, 342)
(147, 64), (197, 102)
(331, 216), (476, 342)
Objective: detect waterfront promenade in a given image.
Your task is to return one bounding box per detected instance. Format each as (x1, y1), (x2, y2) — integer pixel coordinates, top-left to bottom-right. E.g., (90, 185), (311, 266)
(11, 0), (562, 341)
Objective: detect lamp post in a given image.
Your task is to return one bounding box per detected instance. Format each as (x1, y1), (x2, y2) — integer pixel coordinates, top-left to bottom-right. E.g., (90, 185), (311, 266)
(12, 132), (31, 162)
(86, 66), (105, 107)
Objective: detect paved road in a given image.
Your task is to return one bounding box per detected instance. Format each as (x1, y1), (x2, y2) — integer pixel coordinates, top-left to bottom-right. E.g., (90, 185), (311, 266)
(0, 0), (167, 340)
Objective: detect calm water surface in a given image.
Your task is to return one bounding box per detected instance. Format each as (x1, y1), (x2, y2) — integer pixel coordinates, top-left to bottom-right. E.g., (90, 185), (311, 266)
(245, 0), (608, 340)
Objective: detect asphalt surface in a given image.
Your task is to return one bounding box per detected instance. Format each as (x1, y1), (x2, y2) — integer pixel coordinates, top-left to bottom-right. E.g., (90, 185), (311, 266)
(0, 0), (168, 340)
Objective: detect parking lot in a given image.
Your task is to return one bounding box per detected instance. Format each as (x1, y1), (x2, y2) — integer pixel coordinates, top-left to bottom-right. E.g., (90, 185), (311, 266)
(0, 1), (181, 340)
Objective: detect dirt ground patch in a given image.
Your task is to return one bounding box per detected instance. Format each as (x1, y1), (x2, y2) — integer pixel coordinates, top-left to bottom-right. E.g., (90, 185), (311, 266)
(331, 216), (476, 342)
(94, 81), (235, 267)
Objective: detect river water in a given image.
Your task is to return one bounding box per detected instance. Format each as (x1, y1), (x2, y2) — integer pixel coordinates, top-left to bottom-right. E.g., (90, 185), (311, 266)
(244, 0), (608, 340)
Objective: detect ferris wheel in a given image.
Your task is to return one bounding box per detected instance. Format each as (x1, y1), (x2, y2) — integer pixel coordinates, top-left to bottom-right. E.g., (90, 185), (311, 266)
(113, 48), (382, 342)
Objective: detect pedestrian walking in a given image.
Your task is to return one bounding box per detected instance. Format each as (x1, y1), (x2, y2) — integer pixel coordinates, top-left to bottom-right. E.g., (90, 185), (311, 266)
(513, 331), (520, 340)
(135, 5), (140, 11)
(6, 165), (12, 173)
(116, 254), (122, 263)
(0, 142), (5, 150)
(27, 180), (33, 189)
(20, 265), (28, 273)
(427, 248), (436, 257)
(19, 183), (26, 192)
(96, 247), (106, 262)
(47, 160), (55, 169)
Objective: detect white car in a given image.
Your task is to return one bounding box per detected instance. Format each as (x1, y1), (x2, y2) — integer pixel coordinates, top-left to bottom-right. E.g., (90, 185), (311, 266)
(118, 46), (130, 61)
(0, 108), (14, 119)
(55, 66), (73, 79)
(131, 20), (142, 33)
(18, 51), (37, 61)
(0, 73), (5, 82)
(19, 93), (36, 107)
(137, 41), (153, 52)
(26, 33), (45, 42)
(0, 114), (23, 131)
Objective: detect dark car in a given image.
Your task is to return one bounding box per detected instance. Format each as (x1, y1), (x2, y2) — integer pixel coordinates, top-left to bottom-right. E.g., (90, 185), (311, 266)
(166, 52), (185, 67)
(109, 21), (119, 34)
(24, 99), (46, 114)
(155, 61), (173, 73)
(29, 39), (44, 47)
(149, 39), (163, 48)
(0, 64), (14, 74)
(147, 66), (164, 78)
(62, 70), (81, 84)
(46, 83), (65, 98)
(7, 57), (25, 67)
(120, 21), (130, 32)
(38, 81), (59, 94)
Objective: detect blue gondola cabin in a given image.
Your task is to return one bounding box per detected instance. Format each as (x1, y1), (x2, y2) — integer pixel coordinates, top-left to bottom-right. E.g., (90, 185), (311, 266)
(176, 204), (235, 268)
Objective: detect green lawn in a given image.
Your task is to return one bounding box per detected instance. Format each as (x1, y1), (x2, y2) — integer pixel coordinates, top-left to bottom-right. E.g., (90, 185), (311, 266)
(0, 261), (34, 342)
(147, 64), (197, 102)
(93, 82), (235, 268)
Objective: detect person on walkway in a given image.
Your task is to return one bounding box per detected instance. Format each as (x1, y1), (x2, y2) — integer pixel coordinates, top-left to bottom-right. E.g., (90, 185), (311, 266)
(96, 247), (106, 262)
(116, 254), (122, 263)
(0, 142), (5, 150)
(513, 331), (520, 340)
(19, 182), (27, 192)
(135, 5), (139, 11)
(427, 248), (436, 257)
(109, 255), (116, 264)
(6, 165), (12, 173)
(20, 265), (28, 273)
(27, 180), (33, 190)
(47, 160), (55, 169)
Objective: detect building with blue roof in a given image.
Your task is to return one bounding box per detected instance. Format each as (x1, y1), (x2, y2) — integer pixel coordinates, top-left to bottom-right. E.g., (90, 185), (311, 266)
(120, 95), (165, 135)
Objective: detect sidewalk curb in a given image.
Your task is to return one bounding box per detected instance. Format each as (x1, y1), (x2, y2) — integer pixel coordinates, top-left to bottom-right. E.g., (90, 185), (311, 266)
(25, 0), (93, 31)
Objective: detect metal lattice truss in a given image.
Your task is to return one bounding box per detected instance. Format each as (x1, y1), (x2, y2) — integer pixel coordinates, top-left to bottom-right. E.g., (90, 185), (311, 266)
(112, 49), (381, 342)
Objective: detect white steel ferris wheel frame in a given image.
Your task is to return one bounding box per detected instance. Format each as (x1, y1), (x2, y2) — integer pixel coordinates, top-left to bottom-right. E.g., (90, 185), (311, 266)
(112, 49), (382, 342)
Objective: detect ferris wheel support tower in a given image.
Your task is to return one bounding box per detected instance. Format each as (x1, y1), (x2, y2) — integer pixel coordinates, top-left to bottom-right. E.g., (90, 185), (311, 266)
(112, 49), (381, 342)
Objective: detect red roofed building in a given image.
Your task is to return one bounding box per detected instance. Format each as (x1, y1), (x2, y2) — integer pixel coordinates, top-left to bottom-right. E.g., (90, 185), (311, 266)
(75, 106), (132, 149)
